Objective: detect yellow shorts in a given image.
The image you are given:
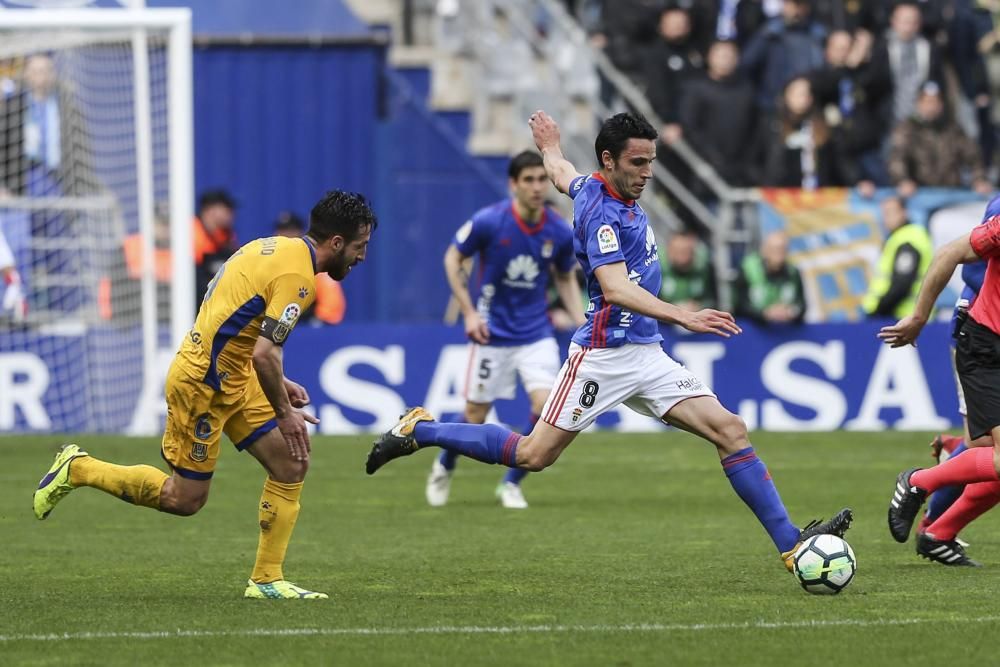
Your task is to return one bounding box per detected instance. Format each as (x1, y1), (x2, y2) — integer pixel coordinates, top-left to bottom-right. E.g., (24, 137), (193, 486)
(160, 361), (277, 480)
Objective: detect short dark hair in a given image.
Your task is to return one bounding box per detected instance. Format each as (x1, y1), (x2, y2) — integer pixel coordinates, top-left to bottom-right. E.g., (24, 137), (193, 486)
(308, 190), (378, 243)
(594, 112), (657, 165)
(197, 188), (236, 214)
(274, 210), (306, 232)
(508, 150), (544, 179)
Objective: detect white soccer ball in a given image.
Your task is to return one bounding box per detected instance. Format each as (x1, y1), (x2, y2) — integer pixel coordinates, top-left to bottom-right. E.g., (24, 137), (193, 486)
(792, 534), (856, 595)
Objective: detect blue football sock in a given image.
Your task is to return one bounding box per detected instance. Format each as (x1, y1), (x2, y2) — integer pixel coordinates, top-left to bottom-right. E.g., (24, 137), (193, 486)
(414, 421), (521, 467)
(438, 449), (459, 471)
(502, 413), (539, 485)
(721, 447), (801, 554)
(926, 442), (968, 521)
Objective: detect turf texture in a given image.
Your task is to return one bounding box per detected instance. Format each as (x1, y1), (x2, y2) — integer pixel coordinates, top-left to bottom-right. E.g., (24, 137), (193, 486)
(2, 432), (999, 666)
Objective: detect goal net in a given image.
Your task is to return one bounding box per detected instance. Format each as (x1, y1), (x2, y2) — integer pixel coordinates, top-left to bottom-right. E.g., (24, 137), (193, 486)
(0, 7), (193, 434)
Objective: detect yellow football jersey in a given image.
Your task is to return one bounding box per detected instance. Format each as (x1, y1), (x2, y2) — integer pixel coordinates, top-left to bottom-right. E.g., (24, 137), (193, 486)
(175, 236), (317, 391)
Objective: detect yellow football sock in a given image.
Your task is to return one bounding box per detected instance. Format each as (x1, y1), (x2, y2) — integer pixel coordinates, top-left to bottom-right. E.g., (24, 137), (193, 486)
(251, 477), (303, 583)
(68, 455), (168, 509)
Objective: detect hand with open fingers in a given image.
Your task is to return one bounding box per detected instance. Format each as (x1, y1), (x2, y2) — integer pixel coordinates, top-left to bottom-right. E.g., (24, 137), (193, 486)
(683, 308), (742, 337)
(528, 110), (560, 152)
(877, 314), (925, 348)
(463, 310), (490, 344)
(283, 378), (311, 408)
(277, 410), (319, 462)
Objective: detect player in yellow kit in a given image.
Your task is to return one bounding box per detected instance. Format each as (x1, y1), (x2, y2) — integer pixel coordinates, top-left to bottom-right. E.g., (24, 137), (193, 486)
(32, 190), (376, 599)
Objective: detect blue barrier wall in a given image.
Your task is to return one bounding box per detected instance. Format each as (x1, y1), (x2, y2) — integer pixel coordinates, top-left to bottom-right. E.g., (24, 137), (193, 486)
(0, 322), (962, 434)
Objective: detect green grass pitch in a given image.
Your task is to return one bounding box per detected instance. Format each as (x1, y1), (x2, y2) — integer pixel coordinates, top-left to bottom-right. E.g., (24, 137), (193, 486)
(3, 431), (1000, 666)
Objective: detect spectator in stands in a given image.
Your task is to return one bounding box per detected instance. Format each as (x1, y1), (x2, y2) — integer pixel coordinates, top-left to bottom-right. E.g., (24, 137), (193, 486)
(679, 40), (759, 186)
(740, 0), (827, 112)
(862, 195), (933, 319)
(659, 229), (717, 310)
(686, 0), (767, 54)
(888, 80), (992, 197)
(733, 230), (806, 325)
(0, 53), (97, 197)
(959, 1), (1000, 168)
(810, 29), (892, 193)
(0, 54), (98, 314)
(193, 189), (238, 303)
(759, 76), (850, 188)
(100, 203), (172, 324)
(644, 3), (704, 144)
(273, 210), (346, 325)
(810, 0), (884, 34)
(870, 2), (944, 127)
(590, 0), (663, 85)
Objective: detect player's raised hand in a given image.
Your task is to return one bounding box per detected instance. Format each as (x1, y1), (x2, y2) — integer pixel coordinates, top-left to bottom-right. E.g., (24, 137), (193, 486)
(877, 314), (926, 348)
(283, 377), (311, 408)
(463, 310), (490, 344)
(277, 410), (319, 462)
(683, 308), (742, 338)
(529, 110), (560, 152)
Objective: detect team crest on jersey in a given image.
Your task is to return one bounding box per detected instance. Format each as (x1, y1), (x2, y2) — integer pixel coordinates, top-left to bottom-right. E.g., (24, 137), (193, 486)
(597, 225), (619, 254)
(194, 414), (212, 440)
(191, 442), (209, 463)
(541, 240), (553, 258)
(504, 254), (540, 287)
(572, 407), (583, 423)
(455, 220), (473, 243)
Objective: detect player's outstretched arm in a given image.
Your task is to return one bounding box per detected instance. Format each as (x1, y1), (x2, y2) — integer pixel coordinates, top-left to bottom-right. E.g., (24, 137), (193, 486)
(594, 262), (742, 338)
(878, 232), (980, 348)
(253, 337), (319, 461)
(529, 110), (582, 195)
(444, 244), (489, 344)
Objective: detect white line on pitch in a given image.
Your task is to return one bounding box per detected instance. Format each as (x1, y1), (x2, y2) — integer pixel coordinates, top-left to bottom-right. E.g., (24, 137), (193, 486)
(4, 616), (1000, 643)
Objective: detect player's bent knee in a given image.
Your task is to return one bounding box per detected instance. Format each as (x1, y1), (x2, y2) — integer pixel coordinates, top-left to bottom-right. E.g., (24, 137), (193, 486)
(715, 412), (749, 451)
(160, 490), (207, 516)
(268, 458), (309, 484)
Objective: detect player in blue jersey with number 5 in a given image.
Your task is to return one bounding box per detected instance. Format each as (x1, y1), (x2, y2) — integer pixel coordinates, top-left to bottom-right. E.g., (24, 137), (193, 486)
(367, 111), (853, 573)
(426, 151), (585, 509)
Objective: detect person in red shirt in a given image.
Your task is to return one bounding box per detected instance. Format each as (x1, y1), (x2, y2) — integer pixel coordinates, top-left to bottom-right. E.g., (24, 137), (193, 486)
(193, 189), (238, 303)
(880, 194), (1000, 566)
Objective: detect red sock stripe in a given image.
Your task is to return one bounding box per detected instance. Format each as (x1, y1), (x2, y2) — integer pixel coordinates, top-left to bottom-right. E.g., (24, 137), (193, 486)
(722, 452), (758, 469)
(501, 432), (521, 467)
(544, 348), (587, 425)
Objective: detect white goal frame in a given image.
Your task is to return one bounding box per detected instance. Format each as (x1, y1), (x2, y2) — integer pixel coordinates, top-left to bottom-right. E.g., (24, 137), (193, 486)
(0, 7), (194, 434)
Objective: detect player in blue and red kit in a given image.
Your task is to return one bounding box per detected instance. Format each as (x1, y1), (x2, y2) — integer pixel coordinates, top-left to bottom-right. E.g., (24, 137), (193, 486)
(367, 111), (852, 573)
(426, 151), (584, 509)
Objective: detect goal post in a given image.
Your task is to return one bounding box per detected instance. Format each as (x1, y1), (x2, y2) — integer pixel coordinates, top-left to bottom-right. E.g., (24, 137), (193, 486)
(0, 7), (193, 434)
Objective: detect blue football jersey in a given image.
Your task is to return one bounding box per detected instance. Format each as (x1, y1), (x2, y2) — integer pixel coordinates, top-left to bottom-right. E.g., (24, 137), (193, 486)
(454, 198), (576, 345)
(568, 173), (662, 348)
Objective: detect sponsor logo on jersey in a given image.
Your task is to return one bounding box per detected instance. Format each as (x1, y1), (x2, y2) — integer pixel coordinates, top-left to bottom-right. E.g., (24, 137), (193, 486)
(455, 220), (473, 244)
(645, 226), (656, 254)
(597, 224), (619, 254)
(280, 303), (301, 325)
(571, 176), (587, 194)
(503, 254), (541, 288)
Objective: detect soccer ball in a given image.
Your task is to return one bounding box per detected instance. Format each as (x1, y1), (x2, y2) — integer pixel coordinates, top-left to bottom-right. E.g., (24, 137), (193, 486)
(792, 534), (856, 595)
